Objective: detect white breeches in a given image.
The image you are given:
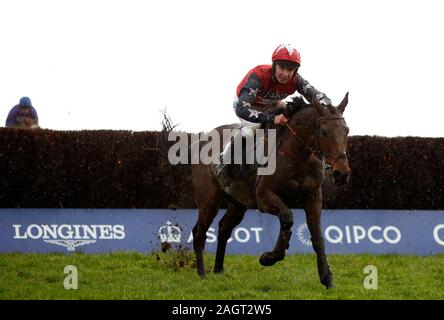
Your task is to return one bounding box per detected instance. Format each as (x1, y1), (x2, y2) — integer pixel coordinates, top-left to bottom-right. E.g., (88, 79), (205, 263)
(220, 119), (263, 164)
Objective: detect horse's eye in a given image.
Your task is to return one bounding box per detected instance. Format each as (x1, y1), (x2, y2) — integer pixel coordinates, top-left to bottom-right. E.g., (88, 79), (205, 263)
(320, 128), (328, 136)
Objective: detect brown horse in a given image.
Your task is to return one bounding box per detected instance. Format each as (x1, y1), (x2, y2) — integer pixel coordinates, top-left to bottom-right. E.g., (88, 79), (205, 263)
(191, 93), (350, 289)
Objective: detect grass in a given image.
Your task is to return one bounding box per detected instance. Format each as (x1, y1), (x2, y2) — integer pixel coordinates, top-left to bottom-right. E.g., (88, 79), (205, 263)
(1, 250), (443, 300)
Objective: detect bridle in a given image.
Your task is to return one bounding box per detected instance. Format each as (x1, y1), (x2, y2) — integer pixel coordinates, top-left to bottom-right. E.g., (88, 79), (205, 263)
(253, 115), (348, 194)
(283, 116), (348, 168)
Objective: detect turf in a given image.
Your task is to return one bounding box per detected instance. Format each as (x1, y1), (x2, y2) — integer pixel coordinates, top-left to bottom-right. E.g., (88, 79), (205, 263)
(1, 251), (443, 300)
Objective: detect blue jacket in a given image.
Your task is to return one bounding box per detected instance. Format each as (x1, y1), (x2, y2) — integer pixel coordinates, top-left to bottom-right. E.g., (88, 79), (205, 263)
(6, 104), (39, 128)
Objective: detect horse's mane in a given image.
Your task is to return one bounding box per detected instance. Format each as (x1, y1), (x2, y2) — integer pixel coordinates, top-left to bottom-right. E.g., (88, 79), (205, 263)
(276, 96), (313, 129)
(288, 96), (310, 116)
(288, 96), (340, 122)
(272, 96), (340, 142)
(325, 104), (339, 115)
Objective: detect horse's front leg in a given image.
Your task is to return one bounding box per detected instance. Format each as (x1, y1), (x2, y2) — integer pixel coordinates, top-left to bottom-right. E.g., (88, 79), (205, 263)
(256, 190), (293, 267)
(305, 188), (334, 289)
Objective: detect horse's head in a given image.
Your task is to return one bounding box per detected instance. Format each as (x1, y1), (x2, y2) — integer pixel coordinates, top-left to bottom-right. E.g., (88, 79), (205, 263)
(311, 93), (350, 185)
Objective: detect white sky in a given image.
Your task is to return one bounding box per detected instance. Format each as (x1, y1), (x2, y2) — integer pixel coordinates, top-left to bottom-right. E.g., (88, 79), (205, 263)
(1, 0), (443, 137)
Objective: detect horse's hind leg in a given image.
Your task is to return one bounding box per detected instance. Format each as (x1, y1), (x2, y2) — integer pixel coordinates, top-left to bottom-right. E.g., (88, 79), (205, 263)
(192, 156), (225, 277)
(193, 206), (219, 277)
(214, 200), (247, 273)
(193, 203), (220, 277)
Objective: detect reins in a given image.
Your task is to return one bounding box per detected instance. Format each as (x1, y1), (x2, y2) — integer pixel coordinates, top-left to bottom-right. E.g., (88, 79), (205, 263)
(284, 122), (313, 153)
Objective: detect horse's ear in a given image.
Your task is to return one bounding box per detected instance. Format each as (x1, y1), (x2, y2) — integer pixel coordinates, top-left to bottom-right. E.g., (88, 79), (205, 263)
(312, 96), (326, 116)
(337, 92), (349, 114)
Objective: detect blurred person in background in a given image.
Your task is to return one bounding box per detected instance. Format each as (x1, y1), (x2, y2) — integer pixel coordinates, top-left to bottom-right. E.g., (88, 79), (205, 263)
(5, 97), (39, 129)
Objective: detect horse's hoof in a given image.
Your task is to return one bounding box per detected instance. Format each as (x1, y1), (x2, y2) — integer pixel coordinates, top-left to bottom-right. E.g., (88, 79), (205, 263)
(259, 251), (284, 266)
(325, 283), (335, 290)
(321, 275), (335, 289)
(213, 267), (224, 274)
(197, 269), (206, 278)
(322, 278), (335, 289)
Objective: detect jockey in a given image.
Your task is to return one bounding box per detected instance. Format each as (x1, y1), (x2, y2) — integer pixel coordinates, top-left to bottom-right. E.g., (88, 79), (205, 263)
(216, 43), (332, 177)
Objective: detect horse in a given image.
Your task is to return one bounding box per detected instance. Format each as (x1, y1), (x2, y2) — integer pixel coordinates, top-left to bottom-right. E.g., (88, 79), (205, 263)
(191, 93), (350, 289)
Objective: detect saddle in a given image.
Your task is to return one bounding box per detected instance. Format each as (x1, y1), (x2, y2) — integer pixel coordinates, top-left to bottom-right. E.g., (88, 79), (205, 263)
(218, 123), (279, 193)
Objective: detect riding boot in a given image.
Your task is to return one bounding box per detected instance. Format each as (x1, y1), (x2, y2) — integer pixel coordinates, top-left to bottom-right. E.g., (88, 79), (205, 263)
(259, 230), (292, 266)
(216, 136), (235, 186)
(254, 135), (265, 168)
(216, 156), (229, 177)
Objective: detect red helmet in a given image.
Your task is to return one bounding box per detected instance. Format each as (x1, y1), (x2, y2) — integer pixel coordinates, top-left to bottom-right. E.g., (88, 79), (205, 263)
(272, 44), (301, 65)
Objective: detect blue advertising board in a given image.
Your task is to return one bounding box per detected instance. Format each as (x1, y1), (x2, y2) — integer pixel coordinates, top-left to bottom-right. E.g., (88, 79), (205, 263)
(0, 209), (443, 255)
